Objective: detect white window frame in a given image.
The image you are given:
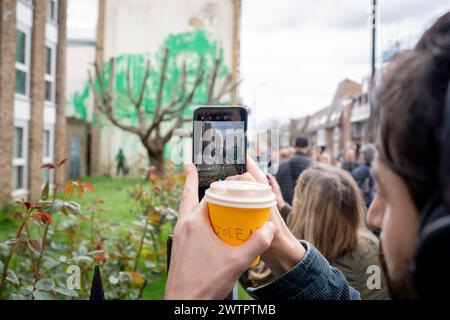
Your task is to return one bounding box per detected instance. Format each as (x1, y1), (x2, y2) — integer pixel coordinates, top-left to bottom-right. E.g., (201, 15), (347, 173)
(15, 23), (31, 99)
(42, 125), (55, 185)
(42, 125), (54, 163)
(19, 0), (32, 5)
(44, 41), (56, 104)
(12, 121), (29, 198)
(47, 0), (58, 23)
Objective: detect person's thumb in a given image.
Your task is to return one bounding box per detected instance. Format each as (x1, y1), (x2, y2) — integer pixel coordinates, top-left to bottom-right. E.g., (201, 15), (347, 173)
(238, 221), (275, 267)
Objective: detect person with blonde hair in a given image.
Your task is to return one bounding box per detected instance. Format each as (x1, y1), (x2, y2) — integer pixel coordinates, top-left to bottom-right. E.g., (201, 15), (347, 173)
(268, 163), (389, 299)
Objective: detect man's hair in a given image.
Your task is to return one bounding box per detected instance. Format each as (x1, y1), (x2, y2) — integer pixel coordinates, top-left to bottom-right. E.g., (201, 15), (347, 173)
(361, 144), (376, 166)
(371, 12), (450, 211)
(289, 163), (370, 261)
(295, 136), (308, 148)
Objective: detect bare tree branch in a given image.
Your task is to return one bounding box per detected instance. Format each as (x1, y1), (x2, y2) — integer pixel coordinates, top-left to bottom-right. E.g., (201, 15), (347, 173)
(161, 56), (205, 121)
(160, 60), (187, 115)
(89, 59), (142, 136)
(127, 59), (151, 128)
(162, 116), (192, 144)
(127, 59), (151, 108)
(154, 48), (170, 138)
(207, 58), (220, 104)
(144, 56), (204, 140)
(212, 78), (243, 104)
(87, 46), (241, 173)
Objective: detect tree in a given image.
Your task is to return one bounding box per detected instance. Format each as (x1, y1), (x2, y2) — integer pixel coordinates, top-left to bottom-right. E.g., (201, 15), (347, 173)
(87, 32), (239, 174)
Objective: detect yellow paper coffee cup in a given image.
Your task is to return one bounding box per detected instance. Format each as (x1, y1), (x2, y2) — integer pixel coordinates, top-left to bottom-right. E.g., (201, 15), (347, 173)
(205, 180), (276, 267)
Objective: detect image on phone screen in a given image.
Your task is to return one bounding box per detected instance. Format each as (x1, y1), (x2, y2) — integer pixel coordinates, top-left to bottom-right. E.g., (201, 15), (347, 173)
(194, 120), (245, 188)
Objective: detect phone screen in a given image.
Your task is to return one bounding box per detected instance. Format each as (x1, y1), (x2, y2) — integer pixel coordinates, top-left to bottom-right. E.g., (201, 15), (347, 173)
(193, 106), (247, 199)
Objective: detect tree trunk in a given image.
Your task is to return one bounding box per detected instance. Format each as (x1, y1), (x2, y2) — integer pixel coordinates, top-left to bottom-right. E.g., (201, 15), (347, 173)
(146, 148), (164, 175)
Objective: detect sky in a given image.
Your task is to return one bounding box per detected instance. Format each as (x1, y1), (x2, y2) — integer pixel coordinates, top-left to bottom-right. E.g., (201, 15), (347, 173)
(67, 0), (98, 40)
(240, 0), (450, 127)
(67, 0), (450, 126)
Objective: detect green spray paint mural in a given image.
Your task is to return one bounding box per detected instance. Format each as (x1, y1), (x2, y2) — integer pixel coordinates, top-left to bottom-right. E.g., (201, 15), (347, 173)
(69, 29), (236, 172)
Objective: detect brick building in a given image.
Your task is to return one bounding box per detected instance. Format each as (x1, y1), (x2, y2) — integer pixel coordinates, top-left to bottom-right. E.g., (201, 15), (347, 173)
(289, 79), (362, 159)
(0, 0), (67, 202)
(349, 76), (372, 151)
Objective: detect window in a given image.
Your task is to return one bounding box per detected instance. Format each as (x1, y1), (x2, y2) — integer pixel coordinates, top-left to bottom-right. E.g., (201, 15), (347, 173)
(13, 127), (24, 158)
(45, 47), (52, 75)
(45, 80), (52, 101)
(15, 30), (29, 96)
(47, 0), (58, 22)
(41, 128), (54, 185)
(333, 127), (340, 159)
(12, 166), (25, 190)
(43, 129), (51, 157)
(44, 45), (55, 102)
(16, 31), (26, 63)
(12, 125), (27, 191)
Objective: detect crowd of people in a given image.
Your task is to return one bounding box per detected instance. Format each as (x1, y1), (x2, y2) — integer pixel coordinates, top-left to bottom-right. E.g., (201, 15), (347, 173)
(165, 12), (450, 300)
(262, 140), (386, 299)
(276, 140), (376, 209)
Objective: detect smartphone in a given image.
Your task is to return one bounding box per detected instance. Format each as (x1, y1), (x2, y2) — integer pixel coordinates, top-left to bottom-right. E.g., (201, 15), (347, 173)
(193, 106), (248, 200)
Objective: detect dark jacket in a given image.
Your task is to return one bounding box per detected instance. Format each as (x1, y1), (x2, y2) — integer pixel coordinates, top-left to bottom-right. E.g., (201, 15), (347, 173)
(276, 151), (312, 205)
(278, 205), (389, 300)
(351, 164), (375, 208)
(248, 241), (361, 300)
(341, 161), (358, 173)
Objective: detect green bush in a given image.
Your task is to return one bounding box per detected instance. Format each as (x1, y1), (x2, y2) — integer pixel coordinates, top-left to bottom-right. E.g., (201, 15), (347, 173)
(0, 161), (184, 300)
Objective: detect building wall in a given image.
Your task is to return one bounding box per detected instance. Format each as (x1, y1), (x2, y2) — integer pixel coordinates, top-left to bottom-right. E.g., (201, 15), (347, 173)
(340, 102), (353, 153)
(289, 79), (362, 160)
(97, 0), (239, 176)
(103, 0), (234, 67)
(65, 42), (95, 179)
(0, 0), (17, 202)
(54, 0), (68, 186)
(66, 117), (87, 179)
(66, 44), (96, 119)
(28, 0), (48, 200)
(0, 0), (66, 202)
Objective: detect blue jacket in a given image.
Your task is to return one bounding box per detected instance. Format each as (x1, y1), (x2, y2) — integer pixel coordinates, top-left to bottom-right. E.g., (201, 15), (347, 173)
(248, 241), (361, 300)
(351, 164), (375, 208)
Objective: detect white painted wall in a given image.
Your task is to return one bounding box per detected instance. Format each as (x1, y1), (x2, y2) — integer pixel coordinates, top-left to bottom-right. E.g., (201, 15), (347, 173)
(66, 43), (96, 120)
(99, 0), (236, 175)
(103, 0), (234, 67)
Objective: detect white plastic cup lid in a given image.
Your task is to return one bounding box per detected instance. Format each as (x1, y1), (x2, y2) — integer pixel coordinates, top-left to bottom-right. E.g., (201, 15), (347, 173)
(205, 180), (277, 209)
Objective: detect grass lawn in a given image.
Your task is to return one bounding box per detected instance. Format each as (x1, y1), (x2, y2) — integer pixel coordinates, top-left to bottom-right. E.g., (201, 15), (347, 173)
(0, 175), (254, 300)
(0, 176), (141, 241)
(72, 176), (143, 225)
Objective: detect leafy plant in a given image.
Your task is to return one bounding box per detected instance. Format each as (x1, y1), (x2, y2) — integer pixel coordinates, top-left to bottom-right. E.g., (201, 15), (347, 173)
(0, 160), (184, 300)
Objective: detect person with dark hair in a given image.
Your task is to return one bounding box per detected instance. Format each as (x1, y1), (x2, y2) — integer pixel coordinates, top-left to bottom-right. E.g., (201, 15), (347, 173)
(352, 144), (376, 208)
(165, 12), (450, 300)
(275, 136), (312, 205)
